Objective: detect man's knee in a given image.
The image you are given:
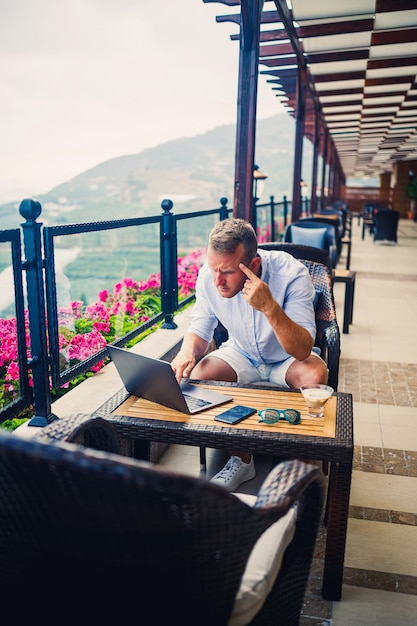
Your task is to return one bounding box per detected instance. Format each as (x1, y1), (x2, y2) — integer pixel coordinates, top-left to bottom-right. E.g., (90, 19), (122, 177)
(315, 357), (329, 384)
(286, 355), (328, 388)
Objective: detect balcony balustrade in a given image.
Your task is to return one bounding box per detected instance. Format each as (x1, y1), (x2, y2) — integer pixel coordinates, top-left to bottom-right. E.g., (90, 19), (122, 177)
(0, 194), (291, 427)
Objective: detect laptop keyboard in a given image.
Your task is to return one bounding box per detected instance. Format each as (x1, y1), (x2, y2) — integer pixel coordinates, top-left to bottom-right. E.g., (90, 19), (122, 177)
(183, 393), (211, 411)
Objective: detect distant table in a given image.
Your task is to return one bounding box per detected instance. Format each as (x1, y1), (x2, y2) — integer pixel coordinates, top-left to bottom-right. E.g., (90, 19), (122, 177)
(333, 269), (356, 333)
(340, 235), (352, 269)
(97, 382), (353, 601)
(360, 212), (374, 239)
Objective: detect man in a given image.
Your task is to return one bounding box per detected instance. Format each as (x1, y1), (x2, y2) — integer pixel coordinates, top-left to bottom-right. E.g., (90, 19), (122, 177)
(171, 218), (328, 490)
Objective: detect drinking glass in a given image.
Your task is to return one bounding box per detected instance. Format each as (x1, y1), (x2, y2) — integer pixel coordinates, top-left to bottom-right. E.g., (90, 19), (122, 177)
(299, 384), (334, 418)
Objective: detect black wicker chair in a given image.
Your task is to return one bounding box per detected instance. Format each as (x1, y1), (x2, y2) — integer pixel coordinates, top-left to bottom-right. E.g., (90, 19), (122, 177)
(0, 414), (324, 626)
(259, 243), (340, 391)
(373, 209), (400, 244)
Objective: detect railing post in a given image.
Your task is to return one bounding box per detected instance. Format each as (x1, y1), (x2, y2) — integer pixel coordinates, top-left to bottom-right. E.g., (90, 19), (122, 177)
(19, 199), (55, 426)
(269, 195), (275, 241)
(160, 199), (178, 329)
(283, 195), (289, 227)
(219, 197), (229, 221)
(252, 199), (258, 232)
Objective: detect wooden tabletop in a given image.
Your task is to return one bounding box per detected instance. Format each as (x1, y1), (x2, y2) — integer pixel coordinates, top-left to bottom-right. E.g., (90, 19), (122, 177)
(112, 384), (337, 439)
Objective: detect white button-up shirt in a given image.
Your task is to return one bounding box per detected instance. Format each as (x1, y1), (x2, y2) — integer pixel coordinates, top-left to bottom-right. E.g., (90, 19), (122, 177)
(188, 249), (316, 366)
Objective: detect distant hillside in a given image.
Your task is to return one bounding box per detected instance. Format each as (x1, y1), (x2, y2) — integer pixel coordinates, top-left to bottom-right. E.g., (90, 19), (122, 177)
(1, 113), (303, 229)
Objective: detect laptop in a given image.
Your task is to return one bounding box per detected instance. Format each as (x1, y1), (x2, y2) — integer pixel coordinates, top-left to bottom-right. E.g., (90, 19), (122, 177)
(107, 345), (233, 414)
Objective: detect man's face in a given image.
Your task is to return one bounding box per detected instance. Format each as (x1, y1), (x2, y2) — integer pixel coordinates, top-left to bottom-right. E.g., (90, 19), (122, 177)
(207, 243), (258, 298)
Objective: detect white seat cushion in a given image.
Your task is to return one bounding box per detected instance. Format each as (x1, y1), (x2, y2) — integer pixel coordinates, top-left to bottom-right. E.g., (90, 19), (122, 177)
(228, 494), (296, 626)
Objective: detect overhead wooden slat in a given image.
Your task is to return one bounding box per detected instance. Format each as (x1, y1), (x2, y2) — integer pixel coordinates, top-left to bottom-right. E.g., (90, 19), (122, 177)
(307, 50), (370, 64)
(371, 28), (417, 46)
(298, 19), (374, 38)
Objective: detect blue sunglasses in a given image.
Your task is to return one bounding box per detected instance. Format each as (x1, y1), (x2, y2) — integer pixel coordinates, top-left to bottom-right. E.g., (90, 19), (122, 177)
(258, 408), (302, 425)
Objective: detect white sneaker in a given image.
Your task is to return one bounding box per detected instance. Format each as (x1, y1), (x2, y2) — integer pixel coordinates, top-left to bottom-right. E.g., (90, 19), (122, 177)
(210, 455), (256, 491)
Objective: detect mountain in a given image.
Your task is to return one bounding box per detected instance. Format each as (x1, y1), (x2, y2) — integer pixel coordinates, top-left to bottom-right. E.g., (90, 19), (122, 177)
(1, 114), (302, 229)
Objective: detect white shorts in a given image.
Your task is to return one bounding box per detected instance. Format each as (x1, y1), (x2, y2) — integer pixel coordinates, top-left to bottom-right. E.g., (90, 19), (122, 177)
(208, 346), (322, 388)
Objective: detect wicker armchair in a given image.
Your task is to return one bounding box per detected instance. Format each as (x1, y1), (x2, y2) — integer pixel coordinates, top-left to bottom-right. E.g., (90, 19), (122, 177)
(259, 242), (340, 391)
(1, 414), (324, 625)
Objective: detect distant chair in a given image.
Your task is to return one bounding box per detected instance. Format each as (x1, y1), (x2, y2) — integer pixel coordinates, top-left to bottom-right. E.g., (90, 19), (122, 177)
(313, 208), (352, 269)
(313, 209), (344, 236)
(373, 209), (400, 244)
(332, 201), (349, 225)
(362, 203), (389, 239)
(364, 201), (387, 216)
(283, 220), (339, 268)
(303, 214), (345, 260)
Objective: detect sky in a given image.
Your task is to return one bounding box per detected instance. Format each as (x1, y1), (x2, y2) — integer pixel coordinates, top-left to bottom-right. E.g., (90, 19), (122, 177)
(0, 0), (283, 204)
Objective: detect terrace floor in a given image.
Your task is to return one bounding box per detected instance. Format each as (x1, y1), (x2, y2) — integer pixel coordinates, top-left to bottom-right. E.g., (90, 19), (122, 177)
(17, 213), (417, 624)
(158, 216), (417, 625)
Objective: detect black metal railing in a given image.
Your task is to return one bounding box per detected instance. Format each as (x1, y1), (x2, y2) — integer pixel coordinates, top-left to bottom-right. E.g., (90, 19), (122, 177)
(0, 194), (290, 427)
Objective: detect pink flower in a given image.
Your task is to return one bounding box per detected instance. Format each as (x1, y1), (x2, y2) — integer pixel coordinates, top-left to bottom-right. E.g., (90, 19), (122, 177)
(6, 361), (20, 381)
(125, 300), (135, 315)
(85, 302), (111, 321)
(98, 290), (109, 302)
(71, 301), (84, 317)
(67, 329), (107, 362)
(93, 321), (111, 333)
(122, 277), (138, 290)
(138, 273), (161, 290)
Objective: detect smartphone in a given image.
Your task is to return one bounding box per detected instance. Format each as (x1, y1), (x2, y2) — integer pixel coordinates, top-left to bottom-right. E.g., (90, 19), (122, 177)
(214, 405), (257, 425)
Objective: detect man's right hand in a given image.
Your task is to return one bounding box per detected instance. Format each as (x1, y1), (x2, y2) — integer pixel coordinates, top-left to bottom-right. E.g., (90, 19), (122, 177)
(170, 351), (197, 384)
(170, 332), (209, 384)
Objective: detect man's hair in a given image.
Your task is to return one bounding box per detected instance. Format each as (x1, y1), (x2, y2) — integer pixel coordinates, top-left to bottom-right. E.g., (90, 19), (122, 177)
(208, 218), (258, 264)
